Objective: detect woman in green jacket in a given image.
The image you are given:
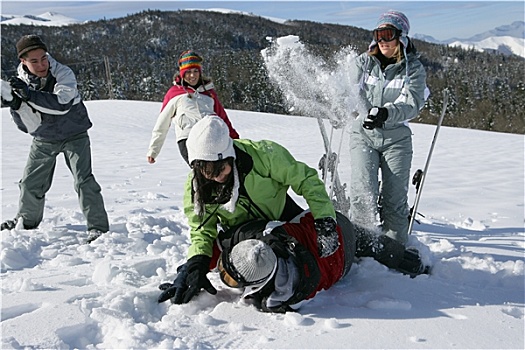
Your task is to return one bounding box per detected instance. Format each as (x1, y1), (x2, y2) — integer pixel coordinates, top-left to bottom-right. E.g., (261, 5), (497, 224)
(165, 115), (340, 304)
(349, 10), (428, 245)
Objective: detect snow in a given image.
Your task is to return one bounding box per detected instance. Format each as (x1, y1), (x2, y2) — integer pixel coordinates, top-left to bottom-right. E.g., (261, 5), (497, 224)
(1, 98), (523, 349)
(446, 20), (525, 58)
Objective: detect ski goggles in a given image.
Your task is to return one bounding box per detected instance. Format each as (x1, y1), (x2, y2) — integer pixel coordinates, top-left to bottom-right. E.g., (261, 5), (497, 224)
(373, 27), (401, 43)
(218, 252), (268, 289)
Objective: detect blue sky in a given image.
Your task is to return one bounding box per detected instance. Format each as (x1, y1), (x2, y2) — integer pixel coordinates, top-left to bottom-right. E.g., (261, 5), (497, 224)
(2, 1), (524, 41)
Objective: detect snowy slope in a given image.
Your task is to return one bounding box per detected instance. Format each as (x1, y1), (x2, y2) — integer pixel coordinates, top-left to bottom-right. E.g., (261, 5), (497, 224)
(449, 35), (524, 57)
(416, 20), (525, 58)
(0, 12), (80, 26)
(1, 100), (524, 349)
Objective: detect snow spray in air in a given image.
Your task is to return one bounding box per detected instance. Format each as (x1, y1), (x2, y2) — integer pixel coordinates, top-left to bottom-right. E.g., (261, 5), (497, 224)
(260, 35), (367, 127)
(261, 35), (370, 217)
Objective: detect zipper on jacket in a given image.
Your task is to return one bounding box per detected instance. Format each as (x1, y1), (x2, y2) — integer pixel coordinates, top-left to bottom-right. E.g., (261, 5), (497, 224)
(196, 204), (221, 231)
(238, 186), (271, 221)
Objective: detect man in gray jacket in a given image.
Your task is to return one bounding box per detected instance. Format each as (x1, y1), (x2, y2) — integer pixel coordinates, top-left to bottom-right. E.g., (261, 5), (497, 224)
(0, 34), (109, 243)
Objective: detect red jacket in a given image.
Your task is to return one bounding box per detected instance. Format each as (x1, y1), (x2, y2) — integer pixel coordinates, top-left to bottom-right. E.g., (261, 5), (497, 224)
(210, 212), (346, 300)
(281, 213), (345, 298)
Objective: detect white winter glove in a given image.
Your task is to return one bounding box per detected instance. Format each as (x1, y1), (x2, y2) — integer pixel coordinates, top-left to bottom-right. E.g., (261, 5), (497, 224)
(1, 79), (13, 102)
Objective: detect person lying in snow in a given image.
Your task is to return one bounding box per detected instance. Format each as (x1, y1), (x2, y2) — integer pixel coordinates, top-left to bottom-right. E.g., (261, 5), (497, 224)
(158, 210), (430, 313)
(157, 115), (342, 307)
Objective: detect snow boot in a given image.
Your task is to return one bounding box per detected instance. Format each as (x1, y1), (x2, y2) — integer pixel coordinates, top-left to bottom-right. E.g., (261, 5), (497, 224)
(84, 229), (105, 244)
(396, 247), (430, 278)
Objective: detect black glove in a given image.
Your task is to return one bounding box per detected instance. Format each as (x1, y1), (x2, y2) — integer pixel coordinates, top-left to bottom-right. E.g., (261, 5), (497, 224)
(363, 107), (388, 130)
(314, 217), (340, 258)
(260, 232), (290, 259)
(8, 77), (30, 101)
(1, 79), (22, 110)
(1, 95), (22, 110)
(158, 263), (189, 304)
(260, 296), (295, 313)
(396, 248), (431, 278)
(181, 255), (217, 304)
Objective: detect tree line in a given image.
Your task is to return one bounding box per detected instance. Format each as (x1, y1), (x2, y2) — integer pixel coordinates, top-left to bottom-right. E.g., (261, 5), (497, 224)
(1, 10), (523, 134)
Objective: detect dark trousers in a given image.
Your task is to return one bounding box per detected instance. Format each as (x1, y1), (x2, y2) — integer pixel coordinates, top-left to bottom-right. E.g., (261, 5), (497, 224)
(336, 211), (357, 277)
(354, 225), (406, 269)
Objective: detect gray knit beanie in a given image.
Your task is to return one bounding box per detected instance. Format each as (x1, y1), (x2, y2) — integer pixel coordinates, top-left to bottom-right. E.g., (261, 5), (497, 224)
(230, 239), (277, 283)
(375, 10), (410, 48)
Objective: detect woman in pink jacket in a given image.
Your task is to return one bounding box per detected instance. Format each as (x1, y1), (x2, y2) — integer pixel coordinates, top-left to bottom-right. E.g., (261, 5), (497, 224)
(147, 50), (239, 165)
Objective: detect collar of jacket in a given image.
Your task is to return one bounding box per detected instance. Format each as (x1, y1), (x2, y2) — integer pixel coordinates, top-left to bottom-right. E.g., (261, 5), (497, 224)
(233, 144), (253, 178)
(192, 144), (256, 229)
(174, 75), (215, 92)
(17, 53), (56, 84)
(19, 66), (52, 91)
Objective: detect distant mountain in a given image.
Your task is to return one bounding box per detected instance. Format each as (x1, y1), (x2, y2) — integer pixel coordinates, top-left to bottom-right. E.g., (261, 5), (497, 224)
(0, 8), (285, 27)
(0, 12), (81, 26)
(448, 36), (524, 58)
(467, 20), (524, 41)
(414, 21), (525, 58)
(4, 10), (523, 58)
(196, 8), (288, 24)
(412, 33), (440, 43)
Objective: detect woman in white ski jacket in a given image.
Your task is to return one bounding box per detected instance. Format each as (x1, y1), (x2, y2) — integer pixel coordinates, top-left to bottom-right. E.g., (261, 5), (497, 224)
(147, 50), (238, 165)
(349, 10), (428, 245)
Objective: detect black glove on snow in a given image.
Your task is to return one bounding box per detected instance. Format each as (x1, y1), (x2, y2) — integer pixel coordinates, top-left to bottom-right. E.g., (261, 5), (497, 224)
(363, 107), (388, 130)
(181, 254), (217, 304)
(8, 77), (30, 101)
(396, 248), (431, 278)
(314, 217), (340, 258)
(158, 263), (189, 304)
(260, 296), (295, 313)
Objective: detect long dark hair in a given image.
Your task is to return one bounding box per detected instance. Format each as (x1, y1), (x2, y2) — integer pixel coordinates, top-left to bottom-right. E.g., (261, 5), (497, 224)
(191, 157), (235, 217)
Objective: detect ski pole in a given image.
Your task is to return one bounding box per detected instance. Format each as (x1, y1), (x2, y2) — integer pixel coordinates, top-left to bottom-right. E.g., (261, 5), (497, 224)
(317, 117), (331, 186)
(316, 116), (350, 214)
(329, 122), (346, 200)
(408, 88), (449, 235)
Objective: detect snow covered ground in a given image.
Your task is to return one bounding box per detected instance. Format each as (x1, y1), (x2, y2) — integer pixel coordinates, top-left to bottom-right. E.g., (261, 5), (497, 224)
(1, 100), (524, 349)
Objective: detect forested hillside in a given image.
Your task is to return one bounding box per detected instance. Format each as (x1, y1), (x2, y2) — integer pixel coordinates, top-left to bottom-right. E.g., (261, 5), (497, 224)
(1, 10), (523, 133)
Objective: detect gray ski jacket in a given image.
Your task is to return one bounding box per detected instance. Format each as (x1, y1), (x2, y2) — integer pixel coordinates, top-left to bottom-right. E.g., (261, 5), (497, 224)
(352, 49), (428, 130)
(10, 54), (92, 141)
